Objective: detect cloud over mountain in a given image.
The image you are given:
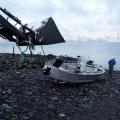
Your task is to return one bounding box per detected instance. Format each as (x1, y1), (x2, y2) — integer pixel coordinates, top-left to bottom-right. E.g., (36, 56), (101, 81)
(0, 0), (120, 41)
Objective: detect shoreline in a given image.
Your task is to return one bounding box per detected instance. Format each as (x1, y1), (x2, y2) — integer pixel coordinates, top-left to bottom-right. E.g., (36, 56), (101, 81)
(0, 53), (120, 119)
(0, 52), (119, 71)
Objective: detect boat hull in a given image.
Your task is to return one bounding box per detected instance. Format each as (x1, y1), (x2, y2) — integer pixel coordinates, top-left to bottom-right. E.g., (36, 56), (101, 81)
(44, 61), (105, 83)
(50, 66), (97, 83)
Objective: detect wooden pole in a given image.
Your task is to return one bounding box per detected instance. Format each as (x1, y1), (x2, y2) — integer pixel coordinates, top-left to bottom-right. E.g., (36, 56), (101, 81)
(13, 46), (15, 56)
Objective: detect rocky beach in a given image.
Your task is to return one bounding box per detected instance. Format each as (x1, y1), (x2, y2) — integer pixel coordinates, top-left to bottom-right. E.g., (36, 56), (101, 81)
(0, 53), (120, 120)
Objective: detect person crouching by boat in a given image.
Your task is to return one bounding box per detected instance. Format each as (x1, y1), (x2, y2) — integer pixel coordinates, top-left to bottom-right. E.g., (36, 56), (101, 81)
(108, 58), (116, 75)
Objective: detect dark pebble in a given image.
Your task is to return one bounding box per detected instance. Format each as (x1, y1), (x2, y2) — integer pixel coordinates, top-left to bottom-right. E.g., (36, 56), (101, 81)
(51, 96), (58, 101)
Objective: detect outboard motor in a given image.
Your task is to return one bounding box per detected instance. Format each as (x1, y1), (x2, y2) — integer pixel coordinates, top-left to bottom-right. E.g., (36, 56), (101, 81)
(43, 66), (51, 75)
(53, 56), (63, 68)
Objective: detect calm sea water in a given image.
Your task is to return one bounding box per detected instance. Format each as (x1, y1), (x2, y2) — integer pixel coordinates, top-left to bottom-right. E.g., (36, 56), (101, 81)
(0, 41), (120, 70)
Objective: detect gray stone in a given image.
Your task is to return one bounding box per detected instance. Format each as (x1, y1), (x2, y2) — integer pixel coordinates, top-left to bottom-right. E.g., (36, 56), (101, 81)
(23, 116), (30, 119)
(16, 71), (20, 74)
(66, 98), (71, 102)
(59, 113), (66, 117)
(114, 89), (120, 94)
(51, 96), (58, 101)
(2, 91), (6, 94)
(48, 104), (55, 110)
(81, 104), (92, 111)
(6, 89), (12, 94)
(2, 104), (12, 109)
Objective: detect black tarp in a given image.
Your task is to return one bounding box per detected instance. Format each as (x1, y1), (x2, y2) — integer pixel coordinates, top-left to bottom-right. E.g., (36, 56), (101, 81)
(36, 17), (65, 45)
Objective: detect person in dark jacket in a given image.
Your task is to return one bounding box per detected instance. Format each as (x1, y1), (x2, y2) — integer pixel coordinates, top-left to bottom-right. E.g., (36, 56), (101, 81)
(108, 58), (116, 75)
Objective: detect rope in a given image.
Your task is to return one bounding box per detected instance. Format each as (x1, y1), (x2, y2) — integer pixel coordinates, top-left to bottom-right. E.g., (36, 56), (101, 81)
(16, 39), (25, 64)
(16, 36), (35, 64)
(28, 37), (35, 63)
(23, 46), (28, 52)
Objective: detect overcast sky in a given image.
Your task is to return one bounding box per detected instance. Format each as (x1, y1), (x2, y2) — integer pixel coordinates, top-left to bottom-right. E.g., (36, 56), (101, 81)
(0, 0), (120, 41)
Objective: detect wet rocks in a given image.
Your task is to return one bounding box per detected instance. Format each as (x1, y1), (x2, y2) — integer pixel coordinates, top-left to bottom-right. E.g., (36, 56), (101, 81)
(0, 53), (120, 120)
